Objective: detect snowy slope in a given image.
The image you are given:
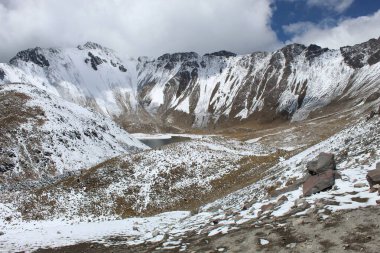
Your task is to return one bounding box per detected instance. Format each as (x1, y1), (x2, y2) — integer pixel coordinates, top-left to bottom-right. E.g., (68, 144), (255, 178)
(2, 42), (139, 116)
(139, 39), (380, 126)
(0, 83), (148, 186)
(1, 38), (380, 129)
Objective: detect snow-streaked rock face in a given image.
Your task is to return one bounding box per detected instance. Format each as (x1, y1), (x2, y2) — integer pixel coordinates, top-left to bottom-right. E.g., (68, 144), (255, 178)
(0, 83), (148, 185)
(1, 38), (380, 129)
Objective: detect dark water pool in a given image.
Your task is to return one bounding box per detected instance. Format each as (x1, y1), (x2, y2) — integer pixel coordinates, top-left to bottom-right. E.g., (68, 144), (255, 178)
(139, 136), (190, 149)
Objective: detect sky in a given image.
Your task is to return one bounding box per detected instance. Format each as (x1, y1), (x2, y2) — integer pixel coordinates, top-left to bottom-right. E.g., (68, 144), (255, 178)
(0, 0), (379, 61)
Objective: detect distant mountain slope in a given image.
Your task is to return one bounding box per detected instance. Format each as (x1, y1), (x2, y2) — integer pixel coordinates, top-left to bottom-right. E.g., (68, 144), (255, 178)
(1, 38), (380, 130)
(0, 83), (148, 185)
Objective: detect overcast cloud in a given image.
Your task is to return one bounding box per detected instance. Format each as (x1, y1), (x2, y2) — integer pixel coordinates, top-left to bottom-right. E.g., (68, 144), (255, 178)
(0, 0), (378, 62)
(284, 10), (380, 48)
(0, 0), (281, 62)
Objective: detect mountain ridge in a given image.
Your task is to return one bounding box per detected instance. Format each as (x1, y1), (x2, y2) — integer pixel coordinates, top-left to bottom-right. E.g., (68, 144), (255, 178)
(1, 37), (380, 131)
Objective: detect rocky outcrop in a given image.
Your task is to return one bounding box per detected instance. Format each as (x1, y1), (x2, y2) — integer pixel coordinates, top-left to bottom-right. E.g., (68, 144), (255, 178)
(204, 50), (237, 58)
(85, 52), (104, 71)
(0, 68), (5, 80)
(10, 47), (50, 68)
(303, 153), (337, 196)
(366, 162), (380, 188)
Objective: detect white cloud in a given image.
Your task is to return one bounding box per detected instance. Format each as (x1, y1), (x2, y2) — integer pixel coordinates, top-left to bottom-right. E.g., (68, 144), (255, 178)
(0, 0), (281, 62)
(283, 10), (380, 48)
(283, 21), (316, 35)
(306, 0), (354, 13)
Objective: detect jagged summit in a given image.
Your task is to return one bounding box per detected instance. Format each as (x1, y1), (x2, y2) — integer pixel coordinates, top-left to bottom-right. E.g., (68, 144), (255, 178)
(157, 52), (199, 62)
(77, 41), (115, 55)
(9, 47), (50, 67)
(204, 50), (237, 58)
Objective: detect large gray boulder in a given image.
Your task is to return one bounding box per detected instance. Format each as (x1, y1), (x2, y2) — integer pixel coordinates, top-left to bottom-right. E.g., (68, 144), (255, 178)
(306, 153), (336, 175)
(367, 163), (380, 187)
(303, 170), (336, 196)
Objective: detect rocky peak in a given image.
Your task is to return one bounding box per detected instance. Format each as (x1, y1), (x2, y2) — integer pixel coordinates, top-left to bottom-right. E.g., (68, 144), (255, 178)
(280, 43), (307, 59)
(77, 42), (114, 56)
(305, 44), (329, 61)
(340, 37), (380, 68)
(204, 50), (237, 58)
(80, 42), (104, 50)
(157, 52), (199, 62)
(10, 47), (50, 68)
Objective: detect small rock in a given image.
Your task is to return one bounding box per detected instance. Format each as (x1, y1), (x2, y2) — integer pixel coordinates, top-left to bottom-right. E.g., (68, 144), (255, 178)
(0, 231), (4, 236)
(277, 195), (288, 205)
(295, 198), (307, 207)
(366, 165), (380, 187)
(354, 182), (368, 188)
(376, 199), (380, 205)
(212, 219), (219, 225)
(261, 203), (275, 212)
(286, 243), (297, 249)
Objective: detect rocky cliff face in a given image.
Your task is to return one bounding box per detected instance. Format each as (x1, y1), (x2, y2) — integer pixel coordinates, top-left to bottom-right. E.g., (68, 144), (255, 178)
(1, 38), (380, 130)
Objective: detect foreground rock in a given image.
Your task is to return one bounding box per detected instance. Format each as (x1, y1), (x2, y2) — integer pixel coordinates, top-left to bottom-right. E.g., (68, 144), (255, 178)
(303, 153), (337, 196)
(366, 162), (380, 188)
(306, 152), (336, 175)
(303, 170), (336, 197)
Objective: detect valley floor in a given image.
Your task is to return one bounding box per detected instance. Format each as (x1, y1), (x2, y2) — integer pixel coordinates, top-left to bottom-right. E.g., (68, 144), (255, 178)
(1, 101), (380, 253)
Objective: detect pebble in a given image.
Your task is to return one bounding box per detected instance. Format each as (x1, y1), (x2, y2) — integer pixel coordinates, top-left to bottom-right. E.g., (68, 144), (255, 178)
(286, 243), (297, 248)
(354, 183), (367, 188)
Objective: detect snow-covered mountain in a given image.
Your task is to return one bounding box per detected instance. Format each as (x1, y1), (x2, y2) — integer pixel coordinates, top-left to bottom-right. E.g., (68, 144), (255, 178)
(1, 38), (380, 130)
(0, 83), (148, 186)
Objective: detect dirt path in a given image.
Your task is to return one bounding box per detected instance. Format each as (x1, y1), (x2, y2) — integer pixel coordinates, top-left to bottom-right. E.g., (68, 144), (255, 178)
(35, 205), (380, 253)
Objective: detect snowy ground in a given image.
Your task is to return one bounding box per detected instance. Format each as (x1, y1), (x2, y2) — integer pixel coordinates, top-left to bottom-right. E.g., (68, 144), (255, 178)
(0, 116), (379, 252)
